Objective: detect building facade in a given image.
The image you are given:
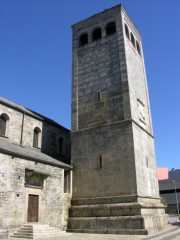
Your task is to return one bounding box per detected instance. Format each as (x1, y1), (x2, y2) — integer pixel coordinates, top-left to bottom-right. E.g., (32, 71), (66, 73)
(159, 169), (180, 214)
(70, 4), (167, 235)
(0, 97), (72, 238)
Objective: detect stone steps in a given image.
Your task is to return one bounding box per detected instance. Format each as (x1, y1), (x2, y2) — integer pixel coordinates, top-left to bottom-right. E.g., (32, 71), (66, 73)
(71, 195), (138, 205)
(69, 202), (142, 217)
(68, 215), (147, 235)
(68, 197), (168, 235)
(10, 224), (67, 239)
(67, 228), (148, 235)
(69, 201), (165, 218)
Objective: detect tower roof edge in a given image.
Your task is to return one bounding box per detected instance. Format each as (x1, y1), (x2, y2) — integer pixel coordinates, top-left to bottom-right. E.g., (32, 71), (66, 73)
(121, 6), (142, 40)
(71, 4), (122, 29)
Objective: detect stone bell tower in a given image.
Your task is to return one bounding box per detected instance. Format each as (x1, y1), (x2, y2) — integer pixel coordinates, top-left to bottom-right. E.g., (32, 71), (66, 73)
(69, 4), (167, 235)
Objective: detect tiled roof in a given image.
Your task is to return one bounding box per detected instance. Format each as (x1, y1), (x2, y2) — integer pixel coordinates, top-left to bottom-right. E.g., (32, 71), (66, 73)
(0, 138), (72, 170)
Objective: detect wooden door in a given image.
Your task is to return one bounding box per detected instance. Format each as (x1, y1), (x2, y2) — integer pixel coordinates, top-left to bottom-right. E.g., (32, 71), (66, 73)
(28, 195), (39, 222)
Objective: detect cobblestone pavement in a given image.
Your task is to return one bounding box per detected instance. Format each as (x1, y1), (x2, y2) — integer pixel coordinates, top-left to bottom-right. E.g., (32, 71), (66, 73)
(8, 217), (180, 240)
(44, 225), (180, 240)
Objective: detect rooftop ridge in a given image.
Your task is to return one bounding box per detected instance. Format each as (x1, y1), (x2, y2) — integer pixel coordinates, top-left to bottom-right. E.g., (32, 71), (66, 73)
(0, 96), (70, 131)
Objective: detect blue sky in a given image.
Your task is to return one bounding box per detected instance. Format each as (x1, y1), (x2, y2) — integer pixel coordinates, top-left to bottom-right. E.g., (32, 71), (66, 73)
(0, 0), (179, 170)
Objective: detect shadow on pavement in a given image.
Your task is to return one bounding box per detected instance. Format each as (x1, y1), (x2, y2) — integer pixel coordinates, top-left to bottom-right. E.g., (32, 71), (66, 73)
(172, 221), (180, 226)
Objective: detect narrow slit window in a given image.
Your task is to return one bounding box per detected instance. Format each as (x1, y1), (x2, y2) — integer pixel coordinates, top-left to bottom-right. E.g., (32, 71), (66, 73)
(146, 157), (149, 168)
(97, 92), (101, 102)
(100, 155), (103, 168)
(33, 127), (41, 148)
(64, 171), (71, 193)
(92, 28), (102, 41)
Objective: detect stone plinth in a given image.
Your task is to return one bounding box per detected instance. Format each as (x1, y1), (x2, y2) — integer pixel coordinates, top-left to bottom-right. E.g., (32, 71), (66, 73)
(68, 195), (168, 235)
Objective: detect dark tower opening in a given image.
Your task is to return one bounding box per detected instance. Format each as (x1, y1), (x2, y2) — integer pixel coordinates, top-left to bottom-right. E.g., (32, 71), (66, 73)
(131, 32), (135, 47)
(92, 28), (102, 41)
(125, 23), (130, 39)
(79, 33), (88, 46)
(106, 22), (116, 35)
(136, 40), (141, 55)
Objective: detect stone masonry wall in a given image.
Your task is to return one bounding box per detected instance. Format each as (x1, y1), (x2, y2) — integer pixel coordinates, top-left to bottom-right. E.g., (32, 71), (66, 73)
(76, 31), (124, 130)
(71, 6), (138, 199)
(121, 11), (159, 198)
(71, 5), (132, 132)
(0, 153), (64, 231)
(41, 121), (70, 160)
(122, 10), (152, 134)
(72, 121), (137, 198)
(21, 114), (43, 148)
(0, 102), (70, 161)
(132, 122), (159, 198)
(71, 5), (160, 200)
(0, 105), (24, 146)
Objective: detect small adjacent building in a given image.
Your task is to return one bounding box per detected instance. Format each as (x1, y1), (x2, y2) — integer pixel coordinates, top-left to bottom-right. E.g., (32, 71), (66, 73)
(0, 97), (72, 237)
(159, 169), (180, 213)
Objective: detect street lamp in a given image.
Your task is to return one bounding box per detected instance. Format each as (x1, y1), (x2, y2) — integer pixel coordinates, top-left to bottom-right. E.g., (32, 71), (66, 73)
(173, 180), (180, 220)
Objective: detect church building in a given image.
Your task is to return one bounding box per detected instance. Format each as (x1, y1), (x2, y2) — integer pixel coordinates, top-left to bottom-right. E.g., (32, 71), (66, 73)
(0, 4), (168, 238)
(0, 97), (72, 238)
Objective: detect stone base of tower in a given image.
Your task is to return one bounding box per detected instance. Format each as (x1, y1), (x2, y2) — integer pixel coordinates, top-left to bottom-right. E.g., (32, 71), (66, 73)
(67, 195), (168, 235)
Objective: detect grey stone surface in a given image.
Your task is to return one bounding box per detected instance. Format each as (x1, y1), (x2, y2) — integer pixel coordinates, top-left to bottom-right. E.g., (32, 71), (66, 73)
(0, 98), (72, 236)
(0, 154), (64, 227)
(6, 217), (180, 239)
(70, 4), (168, 234)
(0, 138), (71, 169)
(0, 97), (71, 161)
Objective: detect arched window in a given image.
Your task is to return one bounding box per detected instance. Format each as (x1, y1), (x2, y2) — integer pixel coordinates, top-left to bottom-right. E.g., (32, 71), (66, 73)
(131, 33), (135, 47)
(79, 33), (88, 46)
(136, 40), (141, 55)
(0, 113), (9, 137)
(92, 28), (102, 41)
(106, 22), (116, 35)
(0, 115), (6, 137)
(125, 24), (130, 39)
(33, 127), (41, 148)
(59, 137), (64, 155)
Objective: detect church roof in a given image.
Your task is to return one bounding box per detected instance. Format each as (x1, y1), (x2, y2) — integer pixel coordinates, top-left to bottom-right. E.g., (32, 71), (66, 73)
(0, 97), (70, 132)
(0, 138), (72, 170)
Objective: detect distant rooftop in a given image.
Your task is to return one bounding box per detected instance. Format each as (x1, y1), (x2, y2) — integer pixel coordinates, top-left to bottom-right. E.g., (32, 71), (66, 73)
(159, 169), (180, 191)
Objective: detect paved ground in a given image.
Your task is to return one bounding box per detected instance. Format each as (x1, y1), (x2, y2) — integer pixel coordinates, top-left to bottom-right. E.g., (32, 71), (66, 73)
(7, 216), (180, 240)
